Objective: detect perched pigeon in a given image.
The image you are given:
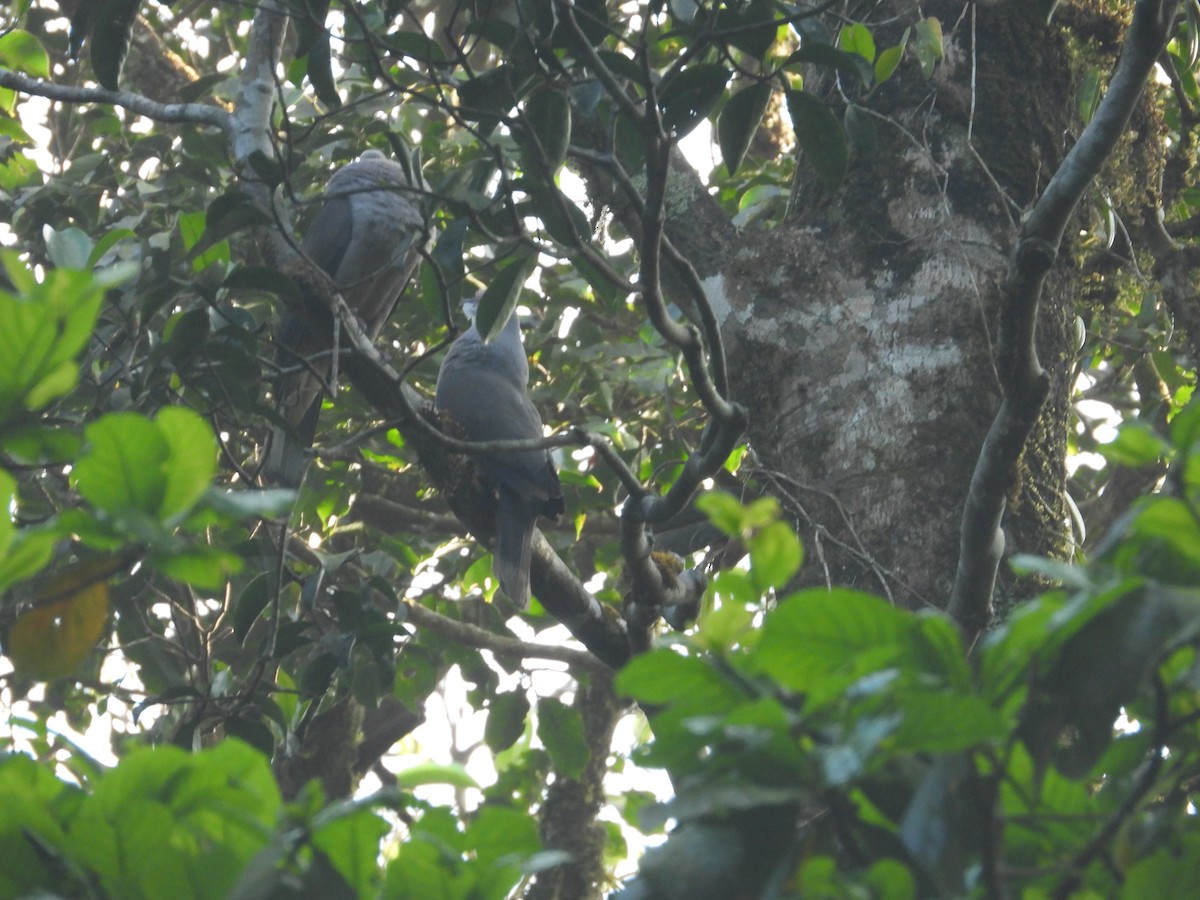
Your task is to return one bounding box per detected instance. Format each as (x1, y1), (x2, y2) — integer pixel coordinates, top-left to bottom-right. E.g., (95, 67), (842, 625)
(268, 149), (431, 485)
(435, 307), (564, 607)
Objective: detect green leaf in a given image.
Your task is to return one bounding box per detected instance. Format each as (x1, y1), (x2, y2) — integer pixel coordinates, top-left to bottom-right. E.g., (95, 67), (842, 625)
(528, 184), (590, 246)
(310, 808), (390, 894)
(521, 87), (571, 172)
(866, 859), (916, 900)
(0, 268), (105, 426)
(475, 250), (535, 341)
(154, 407), (217, 522)
(1099, 421), (1168, 467)
(839, 23), (876, 62)
(394, 762), (478, 790)
(718, 82), (772, 176)
(751, 588), (910, 694)
(459, 65), (521, 137)
(874, 44), (905, 85)
(466, 805), (541, 865)
(44, 225), (94, 270)
(306, 29), (342, 109)
(0, 29), (51, 78)
(1018, 587), (1185, 777)
(485, 689), (531, 754)
(383, 30), (448, 63)
(786, 89), (849, 191)
(615, 649), (744, 712)
(893, 692), (1007, 753)
(785, 42), (873, 89)
(715, 0), (779, 59)
(536, 696), (589, 779)
(73, 413), (169, 517)
(659, 64), (731, 136)
(911, 17), (943, 79)
(91, 0), (140, 90)
(748, 520), (803, 591)
(613, 109), (647, 175)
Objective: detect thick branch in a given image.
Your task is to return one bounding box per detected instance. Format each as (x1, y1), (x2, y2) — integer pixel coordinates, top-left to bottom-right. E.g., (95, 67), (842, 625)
(0, 68), (229, 130)
(950, 0), (1180, 640)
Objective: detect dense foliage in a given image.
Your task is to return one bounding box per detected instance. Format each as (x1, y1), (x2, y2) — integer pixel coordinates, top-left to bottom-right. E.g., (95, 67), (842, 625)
(2, 0), (1200, 896)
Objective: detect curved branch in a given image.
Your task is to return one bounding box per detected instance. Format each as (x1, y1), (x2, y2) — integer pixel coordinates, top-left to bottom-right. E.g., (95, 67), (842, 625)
(402, 601), (613, 675)
(950, 0), (1181, 640)
(0, 68), (230, 130)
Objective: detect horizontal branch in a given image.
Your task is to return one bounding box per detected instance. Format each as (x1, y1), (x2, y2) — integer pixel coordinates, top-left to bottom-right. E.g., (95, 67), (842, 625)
(0, 67), (230, 131)
(402, 600), (613, 675)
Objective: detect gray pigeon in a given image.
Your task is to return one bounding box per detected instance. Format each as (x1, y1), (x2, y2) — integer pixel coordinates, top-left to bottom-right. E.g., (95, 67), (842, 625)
(268, 149), (431, 485)
(435, 308), (564, 607)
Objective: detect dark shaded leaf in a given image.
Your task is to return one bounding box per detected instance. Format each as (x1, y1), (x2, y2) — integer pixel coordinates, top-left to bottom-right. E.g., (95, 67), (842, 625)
(536, 696), (589, 779)
(307, 30), (342, 109)
(485, 689), (531, 753)
(718, 82), (772, 176)
(476, 250), (536, 341)
(91, 0), (140, 91)
(660, 64), (731, 136)
(521, 87), (572, 173)
(785, 89), (849, 190)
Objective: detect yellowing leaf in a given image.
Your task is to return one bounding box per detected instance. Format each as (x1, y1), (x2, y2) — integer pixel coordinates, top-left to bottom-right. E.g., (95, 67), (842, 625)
(6, 558), (117, 680)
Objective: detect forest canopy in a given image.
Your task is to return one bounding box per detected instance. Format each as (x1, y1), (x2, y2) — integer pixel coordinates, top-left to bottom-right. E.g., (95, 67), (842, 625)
(3, 0), (1200, 897)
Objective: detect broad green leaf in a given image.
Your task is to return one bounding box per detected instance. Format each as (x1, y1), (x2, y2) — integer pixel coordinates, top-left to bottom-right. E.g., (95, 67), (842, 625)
(73, 412), (169, 517)
(476, 250), (535, 341)
(537, 696), (589, 779)
(786, 42), (873, 89)
(911, 17), (943, 79)
(613, 109), (646, 175)
(310, 808), (390, 894)
(751, 588), (909, 694)
(748, 520), (803, 590)
(659, 64), (731, 136)
(466, 805), (541, 865)
(718, 82), (772, 176)
(1018, 587), (1186, 777)
(874, 44), (905, 85)
(785, 89), (849, 191)
(696, 491), (781, 535)
(522, 87), (571, 172)
(839, 23), (876, 62)
(893, 692), (1007, 753)
(866, 859), (916, 900)
(615, 648), (744, 712)
(153, 546), (243, 590)
(155, 407), (217, 522)
(44, 225), (93, 270)
(485, 689), (531, 754)
(1099, 421), (1168, 467)
(0, 268), (105, 426)
(0, 29), (51, 78)
(459, 65), (521, 137)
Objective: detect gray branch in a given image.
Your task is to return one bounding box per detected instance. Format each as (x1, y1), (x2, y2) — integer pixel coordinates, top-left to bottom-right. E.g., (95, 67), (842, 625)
(0, 67), (230, 131)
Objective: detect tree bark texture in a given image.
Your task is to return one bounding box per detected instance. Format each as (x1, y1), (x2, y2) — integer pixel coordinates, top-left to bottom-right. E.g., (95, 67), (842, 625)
(694, 7), (1091, 610)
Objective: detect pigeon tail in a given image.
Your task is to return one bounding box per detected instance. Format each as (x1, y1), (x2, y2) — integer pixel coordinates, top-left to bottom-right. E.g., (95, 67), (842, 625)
(494, 486), (537, 608)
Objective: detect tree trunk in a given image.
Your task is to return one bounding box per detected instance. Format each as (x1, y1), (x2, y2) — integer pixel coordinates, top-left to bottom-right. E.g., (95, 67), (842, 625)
(696, 5), (1089, 610)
